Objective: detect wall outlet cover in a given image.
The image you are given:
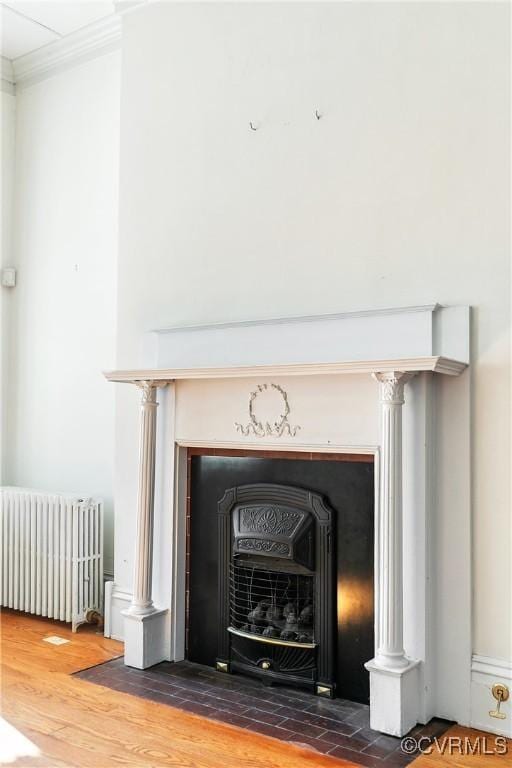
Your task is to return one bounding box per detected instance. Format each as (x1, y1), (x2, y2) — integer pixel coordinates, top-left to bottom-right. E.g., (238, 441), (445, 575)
(1, 267), (16, 287)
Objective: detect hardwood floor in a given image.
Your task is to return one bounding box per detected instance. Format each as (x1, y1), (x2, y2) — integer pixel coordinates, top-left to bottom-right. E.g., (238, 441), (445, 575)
(1, 610), (510, 767)
(413, 725), (512, 767)
(1, 610), (355, 767)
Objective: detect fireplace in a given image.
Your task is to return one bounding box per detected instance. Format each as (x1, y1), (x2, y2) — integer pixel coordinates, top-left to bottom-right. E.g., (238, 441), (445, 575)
(105, 305), (470, 736)
(186, 451), (374, 704)
(216, 483), (336, 696)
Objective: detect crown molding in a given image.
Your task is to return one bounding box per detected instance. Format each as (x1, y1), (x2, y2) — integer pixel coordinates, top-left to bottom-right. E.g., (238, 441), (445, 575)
(0, 81), (15, 95)
(114, 0), (149, 15)
(1, 57), (14, 84)
(12, 13), (122, 90)
(1, 57), (15, 94)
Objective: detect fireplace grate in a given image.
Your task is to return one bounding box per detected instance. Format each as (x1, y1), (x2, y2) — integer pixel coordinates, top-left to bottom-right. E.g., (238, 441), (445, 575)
(229, 559), (315, 645)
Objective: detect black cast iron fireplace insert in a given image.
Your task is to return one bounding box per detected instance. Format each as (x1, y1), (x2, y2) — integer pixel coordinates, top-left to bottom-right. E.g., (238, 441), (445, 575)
(216, 483), (336, 697)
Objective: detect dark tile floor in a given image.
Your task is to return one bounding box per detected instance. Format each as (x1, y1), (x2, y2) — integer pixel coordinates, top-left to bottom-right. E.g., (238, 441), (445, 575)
(76, 658), (452, 767)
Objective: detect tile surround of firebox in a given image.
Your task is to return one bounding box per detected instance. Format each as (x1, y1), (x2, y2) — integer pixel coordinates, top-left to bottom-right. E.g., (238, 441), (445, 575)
(104, 305), (471, 737)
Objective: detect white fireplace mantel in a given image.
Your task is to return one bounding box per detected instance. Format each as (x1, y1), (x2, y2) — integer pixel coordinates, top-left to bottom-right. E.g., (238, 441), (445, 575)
(105, 304), (470, 738)
(107, 303), (469, 383)
(105, 354), (465, 383)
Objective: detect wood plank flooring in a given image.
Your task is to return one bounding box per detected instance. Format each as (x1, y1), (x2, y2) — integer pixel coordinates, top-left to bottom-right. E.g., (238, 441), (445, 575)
(413, 725), (511, 767)
(1, 610), (356, 767)
(1, 610), (510, 767)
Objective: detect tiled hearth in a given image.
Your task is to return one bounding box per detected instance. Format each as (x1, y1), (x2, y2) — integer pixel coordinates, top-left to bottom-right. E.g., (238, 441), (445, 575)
(76, 658), (451, 767)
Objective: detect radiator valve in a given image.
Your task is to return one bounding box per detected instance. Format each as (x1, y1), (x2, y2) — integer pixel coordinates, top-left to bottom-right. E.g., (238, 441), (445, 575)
(85, 609), (104, 630)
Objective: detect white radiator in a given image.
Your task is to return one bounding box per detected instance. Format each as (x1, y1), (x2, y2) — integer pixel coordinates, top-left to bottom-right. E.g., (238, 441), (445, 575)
(0, 487), (103, 631)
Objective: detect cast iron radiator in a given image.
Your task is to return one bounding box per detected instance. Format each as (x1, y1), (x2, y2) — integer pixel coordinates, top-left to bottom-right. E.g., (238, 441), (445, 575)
(217, 483), (335, 697)
(0, 487), (103, 632)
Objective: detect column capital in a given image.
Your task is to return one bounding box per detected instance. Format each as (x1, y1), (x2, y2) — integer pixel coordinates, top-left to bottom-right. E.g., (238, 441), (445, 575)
(372, 371), (416, 404)
(135, 380), (168, 405)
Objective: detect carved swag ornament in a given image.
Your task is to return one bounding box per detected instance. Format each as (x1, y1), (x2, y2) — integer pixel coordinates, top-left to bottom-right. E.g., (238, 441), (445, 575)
(235, 383), (301, 438)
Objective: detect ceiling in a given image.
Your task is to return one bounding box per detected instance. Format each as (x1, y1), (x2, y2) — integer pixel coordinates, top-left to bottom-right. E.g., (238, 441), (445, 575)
(1, 2), (116, 60)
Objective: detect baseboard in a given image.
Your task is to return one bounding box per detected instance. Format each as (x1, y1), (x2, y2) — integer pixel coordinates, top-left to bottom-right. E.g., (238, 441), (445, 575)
(471, 654), (512, 737)
(104, 582), (131, 642)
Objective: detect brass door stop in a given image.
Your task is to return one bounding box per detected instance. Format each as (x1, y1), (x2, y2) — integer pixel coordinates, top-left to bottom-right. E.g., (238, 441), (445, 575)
(490, 683), (509, 720)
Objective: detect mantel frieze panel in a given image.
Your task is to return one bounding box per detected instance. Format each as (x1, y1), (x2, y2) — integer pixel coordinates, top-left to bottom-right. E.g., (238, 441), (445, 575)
(173, 375), (380, 448)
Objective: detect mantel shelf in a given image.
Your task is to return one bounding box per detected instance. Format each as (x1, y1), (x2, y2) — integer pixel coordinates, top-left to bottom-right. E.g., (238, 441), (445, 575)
(104, 355), (467, 384)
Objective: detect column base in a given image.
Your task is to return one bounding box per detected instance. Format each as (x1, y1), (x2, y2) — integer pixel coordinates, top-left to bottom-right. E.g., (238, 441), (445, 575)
(365, 658), (421, 736)
(122, 607), (170, 669)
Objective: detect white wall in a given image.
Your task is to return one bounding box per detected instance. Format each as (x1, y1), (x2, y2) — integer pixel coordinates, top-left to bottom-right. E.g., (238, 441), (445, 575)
(1, 87), (16, 483)
(116, 0), (510, 669)
(6, 51), (120, 575)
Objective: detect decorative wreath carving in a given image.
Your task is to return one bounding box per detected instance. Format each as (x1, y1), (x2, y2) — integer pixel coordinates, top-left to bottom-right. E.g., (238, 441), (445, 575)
(235, 383), (301, 438)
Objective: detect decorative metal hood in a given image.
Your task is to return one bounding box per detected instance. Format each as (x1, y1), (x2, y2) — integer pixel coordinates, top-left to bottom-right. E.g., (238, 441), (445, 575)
(232, 501), (314, 570)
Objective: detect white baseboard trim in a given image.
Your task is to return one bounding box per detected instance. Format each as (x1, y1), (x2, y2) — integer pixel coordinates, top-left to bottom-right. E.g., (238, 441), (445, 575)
(104, 581), (113, 637)
(471, 654), (512, 737)
(472, 655), (512, 680)
(104, 583), (131, 642)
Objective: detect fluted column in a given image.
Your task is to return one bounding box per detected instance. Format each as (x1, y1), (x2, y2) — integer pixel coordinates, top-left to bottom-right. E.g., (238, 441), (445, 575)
(372, 371), (414, 669)
(127, 381), (163, 615)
